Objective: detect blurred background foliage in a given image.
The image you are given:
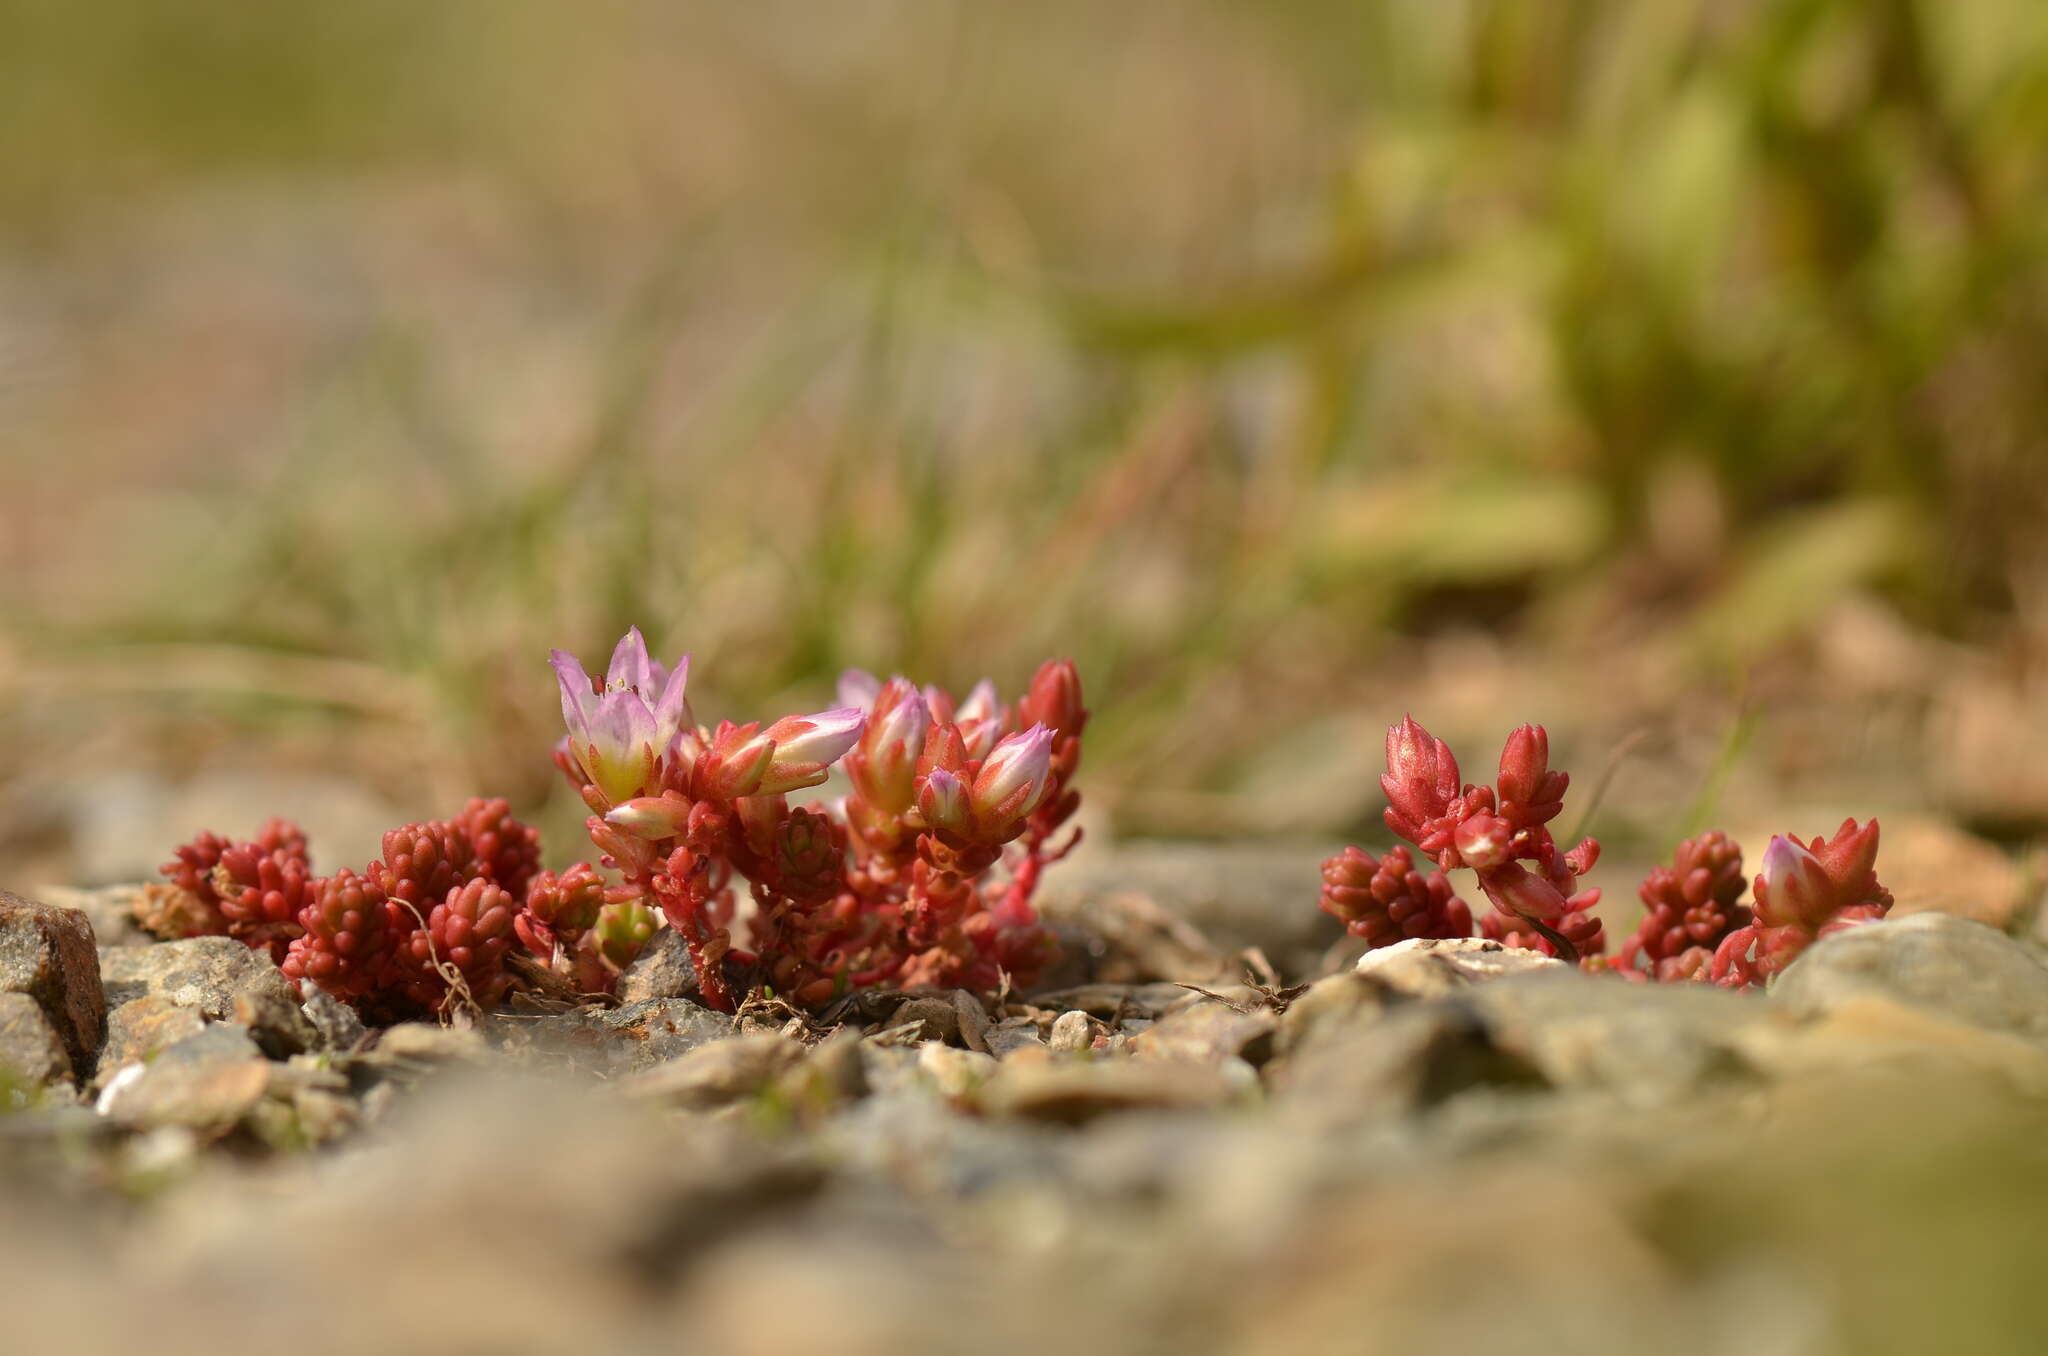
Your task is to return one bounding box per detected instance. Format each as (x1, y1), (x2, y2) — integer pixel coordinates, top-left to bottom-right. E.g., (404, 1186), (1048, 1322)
(2, 0), (2047, 866)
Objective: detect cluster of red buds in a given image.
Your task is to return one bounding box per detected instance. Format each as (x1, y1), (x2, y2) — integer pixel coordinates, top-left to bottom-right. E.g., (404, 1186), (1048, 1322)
(1701, 820), (1891, 986)
(1347, 716), (1606, 963)
(1324, 715), (1892, 989)
(1608, 821), (1891, 986)
(548, 629), (1082, 1011)
(148, 798), (547, 1018)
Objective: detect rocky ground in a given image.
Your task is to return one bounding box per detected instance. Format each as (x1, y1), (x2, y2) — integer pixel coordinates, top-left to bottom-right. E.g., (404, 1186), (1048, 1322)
(5, 860), (2048, 1356)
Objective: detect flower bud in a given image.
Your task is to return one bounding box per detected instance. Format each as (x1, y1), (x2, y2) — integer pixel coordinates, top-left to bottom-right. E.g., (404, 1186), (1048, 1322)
(971, 725), (1056, 832)
(917, 767), (973, 839)
(604, 796), (693, 841)
(1452, 813), (1513, 870)
(1496, 724), (1568, 826)
(1381, 715), (1461, 844)
(1752, 835), (1838, 931)
(1018, 660), (1087, 740)
(692, 721), (776, 800)
(757, 706), (866, 795)
(849, 678), (930, 813)
(954, 679), (1006, 760)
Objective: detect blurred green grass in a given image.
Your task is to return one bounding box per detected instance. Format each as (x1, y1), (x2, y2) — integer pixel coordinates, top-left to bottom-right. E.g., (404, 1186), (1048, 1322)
(1, 0), (2045, 848)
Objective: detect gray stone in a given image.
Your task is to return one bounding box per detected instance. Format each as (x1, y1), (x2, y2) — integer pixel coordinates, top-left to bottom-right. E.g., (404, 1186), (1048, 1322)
(0, 992), (71, 1086)
(369, 1023), (490, 1066)
(951, 991), (992, 1053)
(615, 928), (697, 1003)
(1128, 1000), (1276, 1066)
(97, 1024), (270, 1136)
(301, 988), (368, 1052)
(984, 1019), (1048, 1059)
(1355, 936), (1564, 997)
(99, 935), (319, 1057)
(234, 985), (318, 1059)
(33, 885), (150, 949)
(884, 996), (962, 1045)
(625, 1033), (806, 1109)
(601, 998), (736, 1066)
(975, 1057), (1246, 1124)
(1268, 1000), (1547, 1129)
(1462, 971), (1762, 1099)
(0, 890), (105, 1078)
(101, 936), (290, 1020)
(98, 996), (209, 1077)
(1276, 970), (1391, 1056)
(1773, 913), (2048, 1041)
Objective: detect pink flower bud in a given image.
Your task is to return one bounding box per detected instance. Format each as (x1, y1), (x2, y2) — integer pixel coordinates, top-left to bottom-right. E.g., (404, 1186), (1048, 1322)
(757, 706), (866, 795)
(917, 767), (973, 839)
(971, 725), (1056, 830)
(954, 679), (1006, 760)
(1453, 813), (1514, 870)
(1752, 835), (1838, 931)
(850, 677), (930, 813)
(603, 796), (692, 841)
(693, 722), (776, 800)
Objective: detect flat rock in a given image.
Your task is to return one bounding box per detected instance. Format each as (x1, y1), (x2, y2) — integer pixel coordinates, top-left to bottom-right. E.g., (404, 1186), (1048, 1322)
(1355, 936), (1564, 997)
(625, 1033), (806, 1109)
(1128, 1000), (1276, 1066)
(0, 991), (72, 1087)
(0, 890), (106, 1078)
(1277, 971), (1392, 1055)
(1268, 1001), (1546, 1129)
(600, 998), (736, 1066)
(101, 936), (288, 1019)
(975, 1057), (1245, 1124)
(98, 996), (209, 1077)
(1462, 971), (1762, 1099)
(1773, 913), (2048, 1041)
(97, 1024), (271, 1136)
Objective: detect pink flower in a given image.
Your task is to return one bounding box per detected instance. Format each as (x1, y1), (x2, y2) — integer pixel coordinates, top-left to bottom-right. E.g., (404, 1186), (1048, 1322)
(758, 706), (867, 795)
(552, 629), (693, 806)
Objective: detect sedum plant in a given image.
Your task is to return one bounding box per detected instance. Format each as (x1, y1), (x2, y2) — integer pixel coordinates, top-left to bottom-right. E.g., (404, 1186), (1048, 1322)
(551, 630), (1081, 1011)
(143, 629), (1083, 1019)
(1325, 716), (1892, 987)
